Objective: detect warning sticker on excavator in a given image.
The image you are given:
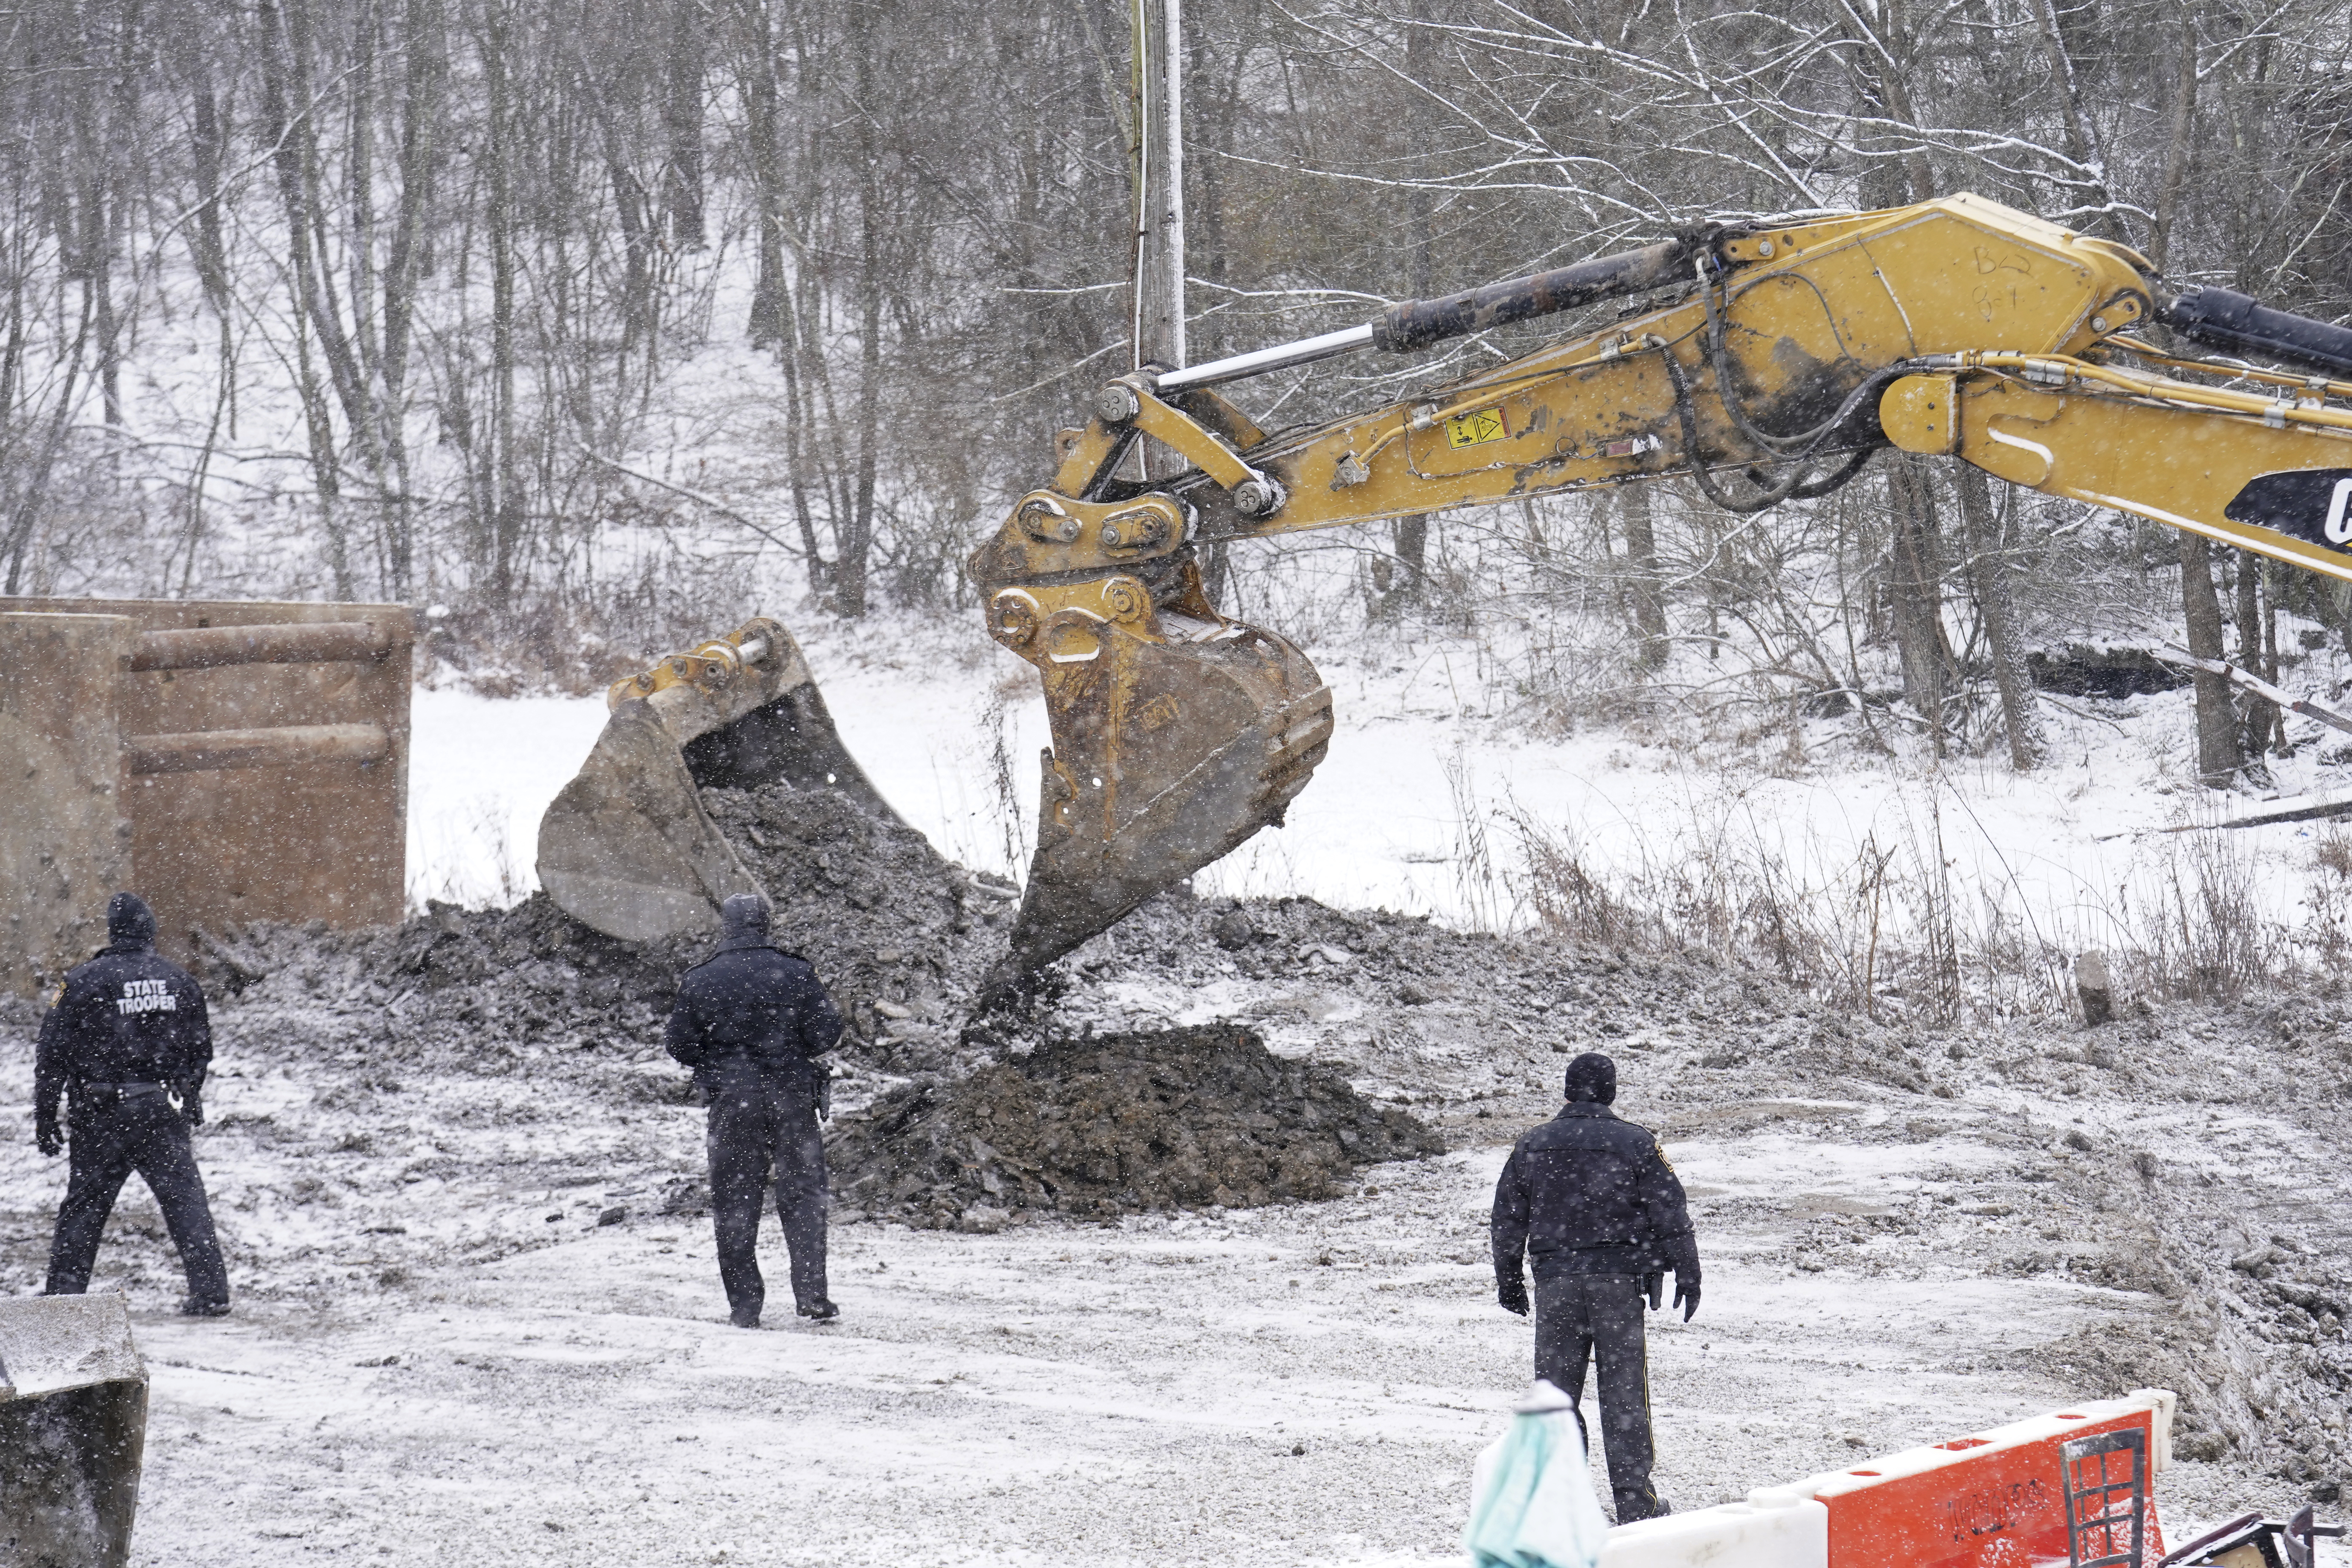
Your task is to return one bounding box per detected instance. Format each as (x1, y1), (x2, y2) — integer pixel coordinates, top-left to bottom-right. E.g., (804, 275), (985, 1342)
(1443, 407), (1508, 448)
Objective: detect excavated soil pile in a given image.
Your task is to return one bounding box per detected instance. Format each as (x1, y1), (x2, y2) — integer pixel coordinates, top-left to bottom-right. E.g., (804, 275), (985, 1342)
(176, 778), (1007, 1084)
(826, 1024), (1445, 1227)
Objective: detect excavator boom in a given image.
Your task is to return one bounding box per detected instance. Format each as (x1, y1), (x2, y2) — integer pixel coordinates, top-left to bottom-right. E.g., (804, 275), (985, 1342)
(970, 192), (2352, 995)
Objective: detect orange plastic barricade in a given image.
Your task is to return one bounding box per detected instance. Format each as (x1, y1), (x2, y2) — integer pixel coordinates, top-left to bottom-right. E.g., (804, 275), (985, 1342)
(1802, 1390), (2176, 1568)
(1590, 1393), (2175, 1568)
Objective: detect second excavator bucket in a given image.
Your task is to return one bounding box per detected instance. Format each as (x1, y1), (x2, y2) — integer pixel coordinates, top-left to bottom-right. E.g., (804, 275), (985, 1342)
(0, 1294), (149, 1567)
(536, 617), (907, 943)
(977, 570), (1333, 1002)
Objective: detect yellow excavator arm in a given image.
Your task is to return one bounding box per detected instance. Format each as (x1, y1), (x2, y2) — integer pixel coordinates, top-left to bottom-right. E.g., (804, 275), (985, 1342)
(968, 191), (2352, 997)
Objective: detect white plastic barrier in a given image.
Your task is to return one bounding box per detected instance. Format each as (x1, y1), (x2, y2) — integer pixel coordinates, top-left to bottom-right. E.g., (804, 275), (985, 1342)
(1601, 1487), (1827, 1568)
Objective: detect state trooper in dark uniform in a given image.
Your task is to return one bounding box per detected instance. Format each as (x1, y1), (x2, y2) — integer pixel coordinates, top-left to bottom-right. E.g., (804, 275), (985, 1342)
(1491, 1051), (1698, 1524)
(35, 893), (231, 1315)
(666, 893), (844, 1329)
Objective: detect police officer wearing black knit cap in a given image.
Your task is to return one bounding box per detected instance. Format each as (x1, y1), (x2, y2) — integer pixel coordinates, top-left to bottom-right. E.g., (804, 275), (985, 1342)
(1491, 1051), (1698, 1524)
(35, 893), (231, 1315)
(666, 893), (844, 1328)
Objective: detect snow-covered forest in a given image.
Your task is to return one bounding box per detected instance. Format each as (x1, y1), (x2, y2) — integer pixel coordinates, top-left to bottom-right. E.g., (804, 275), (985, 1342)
(10, 0), (2350, 687)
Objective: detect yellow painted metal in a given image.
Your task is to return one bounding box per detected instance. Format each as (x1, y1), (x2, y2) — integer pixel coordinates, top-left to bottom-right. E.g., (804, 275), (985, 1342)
(1955, 374), (2352, 583)
(1882, 374), (1962, 454)
(540, 615), (910, 942)
(1126, 390), (1260, 491)
(1954, 350), (2352, 433)
(968, 492), (1189, 589)
(981, 193), (2157, 575)
(1196, 194), (2154, 541)
(1050, 421), (1129, 496)
(975, 554), (1332, 997)
(1044, 391), (1265, 503)
(1168, 387), (1268, 451)
(2103, 338), (2352, 401)
(602, 616), (776, 710)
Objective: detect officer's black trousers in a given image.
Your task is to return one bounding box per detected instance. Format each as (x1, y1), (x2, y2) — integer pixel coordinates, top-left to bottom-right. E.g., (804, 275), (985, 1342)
(705, 1068), (827, 1322)
(1533, 1273), (1656, 1516)
(46, 1095), (230, 1306)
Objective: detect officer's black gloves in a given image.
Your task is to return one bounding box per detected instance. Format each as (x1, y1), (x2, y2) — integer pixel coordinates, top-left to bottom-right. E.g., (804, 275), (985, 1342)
(1662, 1236), (1703, 1320)
(177, 1082), (204, 1128)
(34, 1118), (61, 1158)
(1497, 1273), (1530, 1317)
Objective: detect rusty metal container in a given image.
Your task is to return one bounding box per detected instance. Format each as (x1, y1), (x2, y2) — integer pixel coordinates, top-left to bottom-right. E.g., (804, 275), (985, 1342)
(0, 598), (413, 995)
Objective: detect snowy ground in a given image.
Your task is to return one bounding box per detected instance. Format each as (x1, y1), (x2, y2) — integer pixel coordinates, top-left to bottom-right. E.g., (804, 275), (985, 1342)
(405, 608), (2352, 979)
(75, 1146), (2194, 1568)
(0, 1063), (2240, 1565)
(3, 919), (2346, 1565)
(0, 610), (2338, 1563)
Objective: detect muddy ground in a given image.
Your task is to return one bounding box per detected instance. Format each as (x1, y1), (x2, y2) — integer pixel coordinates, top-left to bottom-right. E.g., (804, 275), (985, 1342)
(0, 776), (2347, 1563)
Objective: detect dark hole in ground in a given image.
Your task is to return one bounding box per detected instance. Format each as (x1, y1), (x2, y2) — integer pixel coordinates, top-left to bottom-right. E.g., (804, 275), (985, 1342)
(2026, 646), (2192, 700)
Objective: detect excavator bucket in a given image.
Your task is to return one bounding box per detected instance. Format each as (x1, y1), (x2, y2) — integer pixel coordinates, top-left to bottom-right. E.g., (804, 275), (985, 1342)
(0, 1294), (149, 1566)
(536, 617), (907, 943)
(977, 567), (1333, 1001)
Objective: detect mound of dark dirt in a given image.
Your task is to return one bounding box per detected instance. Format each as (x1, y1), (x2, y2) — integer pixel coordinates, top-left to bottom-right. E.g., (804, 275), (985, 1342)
(825, 1024), (1445, 1228)
(173, 778), (1007, 1083)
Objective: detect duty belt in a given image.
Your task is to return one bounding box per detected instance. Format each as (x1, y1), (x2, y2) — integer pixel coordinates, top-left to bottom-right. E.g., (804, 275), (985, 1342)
(80, 1081), (167, 1103)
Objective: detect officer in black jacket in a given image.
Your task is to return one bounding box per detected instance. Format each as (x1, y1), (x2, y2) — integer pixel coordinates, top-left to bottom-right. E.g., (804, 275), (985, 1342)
(666, 893), (844, 1328)
(1491, 1051), (1698, 1524)
(35, 893), (231, 1315)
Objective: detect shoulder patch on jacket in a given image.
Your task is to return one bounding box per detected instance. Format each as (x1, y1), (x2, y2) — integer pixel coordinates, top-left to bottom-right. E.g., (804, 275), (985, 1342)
(1651, 1137), (1675, 1174)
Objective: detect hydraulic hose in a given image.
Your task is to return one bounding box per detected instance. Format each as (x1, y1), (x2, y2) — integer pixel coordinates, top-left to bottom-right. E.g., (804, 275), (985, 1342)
(1661, 349), (1899, 513)
(1663, 352), (1806, 514)
(1155, 229), (1724, 392)
(1371, 235), (1704, 355)
(2157, 286), (2352, 378)
(1697, 254), (1872, 455)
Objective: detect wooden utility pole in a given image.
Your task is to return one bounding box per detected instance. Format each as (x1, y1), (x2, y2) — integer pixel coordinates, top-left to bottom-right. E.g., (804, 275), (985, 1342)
(1130, 0), (1184, 372)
